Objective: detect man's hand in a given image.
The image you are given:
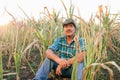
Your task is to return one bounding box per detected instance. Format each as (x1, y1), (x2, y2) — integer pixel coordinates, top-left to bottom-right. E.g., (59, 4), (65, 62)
(56, 58), (69, 68)
(56, 65), (62, 76)
(67, 52), (86, 64)
(67, 58), (73, 65)
(56, 59), (71, 76)
(77, 52), (86, 63)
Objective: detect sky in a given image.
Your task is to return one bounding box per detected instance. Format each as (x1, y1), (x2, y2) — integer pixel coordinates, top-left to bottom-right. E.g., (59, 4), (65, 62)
(0, 0), (120, 25)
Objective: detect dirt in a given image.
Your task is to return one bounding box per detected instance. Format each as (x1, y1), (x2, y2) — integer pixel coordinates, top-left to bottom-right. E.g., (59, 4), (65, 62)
(2, 51), (120, 80)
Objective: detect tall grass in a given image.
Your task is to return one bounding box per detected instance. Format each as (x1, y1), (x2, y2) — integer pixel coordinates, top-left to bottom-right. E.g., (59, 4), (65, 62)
(0, 51), (3, 80)
(0, 1), (120, 80)
(0, 19), (43, 79)
(81, 5), (120, 80)
(72, 35), (80, 80)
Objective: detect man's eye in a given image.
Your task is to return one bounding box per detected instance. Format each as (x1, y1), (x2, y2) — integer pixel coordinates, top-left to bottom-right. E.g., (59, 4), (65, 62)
(70, 25), (73, 27)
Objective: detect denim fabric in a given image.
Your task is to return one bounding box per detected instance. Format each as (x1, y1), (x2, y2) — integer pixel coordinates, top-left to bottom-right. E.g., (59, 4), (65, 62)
(33, 58), (84, 80)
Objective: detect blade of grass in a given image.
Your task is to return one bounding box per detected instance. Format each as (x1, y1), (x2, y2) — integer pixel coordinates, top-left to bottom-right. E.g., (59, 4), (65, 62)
(0, 51), (3, 80)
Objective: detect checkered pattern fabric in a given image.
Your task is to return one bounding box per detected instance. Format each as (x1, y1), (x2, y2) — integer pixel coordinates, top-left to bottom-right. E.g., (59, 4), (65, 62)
(48, 36), (86, 60)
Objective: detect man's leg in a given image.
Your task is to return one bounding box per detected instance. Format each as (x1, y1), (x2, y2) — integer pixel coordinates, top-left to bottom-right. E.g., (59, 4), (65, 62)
(33, 58), (54, 80)
(77, 62), (84, 80)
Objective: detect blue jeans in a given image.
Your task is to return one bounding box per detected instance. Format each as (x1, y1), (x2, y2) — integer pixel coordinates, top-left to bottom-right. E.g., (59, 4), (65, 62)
(33, 58), (84, 80)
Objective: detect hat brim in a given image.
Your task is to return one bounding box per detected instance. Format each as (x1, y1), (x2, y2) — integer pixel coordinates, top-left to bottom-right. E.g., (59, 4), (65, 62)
(62, 19), (76, 28)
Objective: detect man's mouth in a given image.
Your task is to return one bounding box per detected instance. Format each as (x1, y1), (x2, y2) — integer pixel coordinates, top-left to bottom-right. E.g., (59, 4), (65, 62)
(66, 30), (72, 33)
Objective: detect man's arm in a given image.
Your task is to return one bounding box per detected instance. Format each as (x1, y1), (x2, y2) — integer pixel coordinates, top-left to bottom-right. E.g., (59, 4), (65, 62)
(46, 49), (70, 75)
(46, 49), (60, 63)
(67, 38), (87, 65)
(46, 49), (69, 67)
(67, 51), (86, 65)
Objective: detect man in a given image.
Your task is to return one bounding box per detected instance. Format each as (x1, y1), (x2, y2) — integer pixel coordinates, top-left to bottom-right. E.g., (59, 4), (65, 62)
(33, 18), (86, 80)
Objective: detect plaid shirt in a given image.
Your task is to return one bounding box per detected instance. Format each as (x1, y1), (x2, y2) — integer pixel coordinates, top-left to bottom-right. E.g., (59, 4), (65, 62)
(48, 36), (86, 60)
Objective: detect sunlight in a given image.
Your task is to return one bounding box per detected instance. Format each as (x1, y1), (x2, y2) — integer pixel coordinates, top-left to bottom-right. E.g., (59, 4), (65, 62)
(0, 16), (10, 26)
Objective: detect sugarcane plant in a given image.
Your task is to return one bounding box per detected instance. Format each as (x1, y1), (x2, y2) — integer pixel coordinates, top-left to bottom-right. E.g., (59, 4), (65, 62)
(0, 50), (3, 80)
(82, 5), (120, 80)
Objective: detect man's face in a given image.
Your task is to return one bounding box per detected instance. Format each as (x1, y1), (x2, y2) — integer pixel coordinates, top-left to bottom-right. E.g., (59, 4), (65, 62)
(63, 23), (76, 37)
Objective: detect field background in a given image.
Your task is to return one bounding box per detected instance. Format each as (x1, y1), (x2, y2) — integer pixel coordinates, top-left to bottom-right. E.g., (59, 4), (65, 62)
(0, 1), (120, 80)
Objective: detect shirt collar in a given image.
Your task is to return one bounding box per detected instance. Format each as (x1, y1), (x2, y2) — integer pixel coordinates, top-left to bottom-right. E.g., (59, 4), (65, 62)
(63, 35), (76, 44)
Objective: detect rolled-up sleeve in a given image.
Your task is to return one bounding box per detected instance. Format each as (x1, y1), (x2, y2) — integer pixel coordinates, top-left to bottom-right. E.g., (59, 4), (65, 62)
(79, 38), (86, 51)
(48, 38), (59, 53)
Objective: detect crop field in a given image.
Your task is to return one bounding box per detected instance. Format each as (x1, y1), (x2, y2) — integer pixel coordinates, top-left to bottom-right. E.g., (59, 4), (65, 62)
(0, 2), (120, 80)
